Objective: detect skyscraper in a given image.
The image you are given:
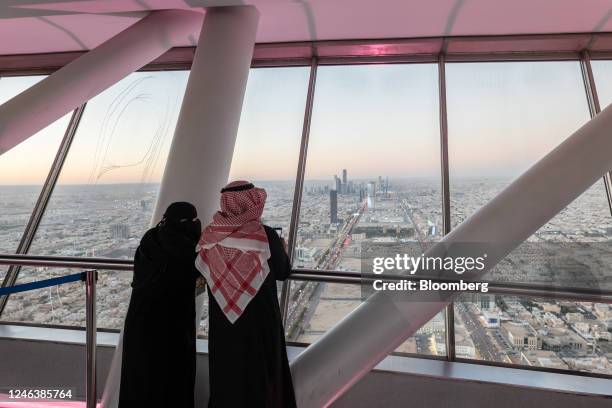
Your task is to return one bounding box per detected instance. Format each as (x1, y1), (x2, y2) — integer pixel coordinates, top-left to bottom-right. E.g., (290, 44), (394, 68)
(367, 181), (375, 209)
(335, 175), (342, 193)
(342, 169), (347, 186)
(330, 189), (338, 224)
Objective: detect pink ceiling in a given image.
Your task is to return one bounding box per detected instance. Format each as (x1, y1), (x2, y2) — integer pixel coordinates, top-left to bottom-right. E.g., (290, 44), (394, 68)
(1, 0), (612, 56)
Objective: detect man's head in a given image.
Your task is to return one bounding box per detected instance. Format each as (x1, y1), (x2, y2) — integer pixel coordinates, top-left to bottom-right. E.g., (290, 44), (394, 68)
(219, 180), (267, 218)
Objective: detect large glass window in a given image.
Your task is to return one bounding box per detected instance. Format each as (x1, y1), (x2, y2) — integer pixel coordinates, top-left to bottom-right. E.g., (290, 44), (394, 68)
(446, 61), (611, 369)
(228, 67), (310, 235)
(0, 76), (71, 283)
(296, 64), (442, 271)
(288, 64), (445, 355)
(1, 59), (607, 377)
(198, 67), (310, 336)
(447, 61), (610, 286)
(1, 71), (188, 328)
(447, 62), (594, 224)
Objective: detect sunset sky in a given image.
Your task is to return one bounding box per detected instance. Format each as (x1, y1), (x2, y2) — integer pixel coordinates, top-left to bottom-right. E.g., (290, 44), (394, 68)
(0, 60), (610, 186)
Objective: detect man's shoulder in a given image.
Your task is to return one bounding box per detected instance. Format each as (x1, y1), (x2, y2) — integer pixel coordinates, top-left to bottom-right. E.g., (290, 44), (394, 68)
(262, 224), (278, 241)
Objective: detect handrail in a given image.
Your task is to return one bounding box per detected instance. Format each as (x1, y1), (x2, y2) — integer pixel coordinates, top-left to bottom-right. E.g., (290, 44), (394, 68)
(0, 264), (98, 408)
(0, 254), (133, 272)
(84, 270), (97, 408)
(1, 254), (611, 303)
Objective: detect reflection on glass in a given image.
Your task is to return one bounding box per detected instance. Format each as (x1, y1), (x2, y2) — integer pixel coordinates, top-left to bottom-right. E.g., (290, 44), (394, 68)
(447, 61), (612, 289)
(2, 71), (189, 328)
(0, 76), (71, 283)
(288, 64), (442, 351)
(455, 294), (612, 375)
(198, 67), (310, 337)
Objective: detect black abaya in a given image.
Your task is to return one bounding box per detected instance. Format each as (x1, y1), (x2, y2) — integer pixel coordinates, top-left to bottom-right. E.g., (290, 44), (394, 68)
(119, 226), (200, 408)
(207, 225), (296, 408)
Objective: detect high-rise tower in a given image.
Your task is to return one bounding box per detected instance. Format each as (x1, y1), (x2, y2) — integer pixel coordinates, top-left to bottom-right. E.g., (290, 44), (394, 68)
(330, 189), (338, 224)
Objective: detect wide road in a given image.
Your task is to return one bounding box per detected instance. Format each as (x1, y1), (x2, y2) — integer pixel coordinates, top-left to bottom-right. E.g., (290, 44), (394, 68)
(286, 199), (367, 339)
(456, 303), (503, 362)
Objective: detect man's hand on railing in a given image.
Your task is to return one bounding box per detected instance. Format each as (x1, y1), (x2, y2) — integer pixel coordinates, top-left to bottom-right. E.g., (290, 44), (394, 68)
(195, 276), (207, 296)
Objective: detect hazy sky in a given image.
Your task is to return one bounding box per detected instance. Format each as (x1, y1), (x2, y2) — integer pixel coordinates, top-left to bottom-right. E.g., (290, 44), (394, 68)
(0, 76), (71, 185)
(0, 60), (606, 186)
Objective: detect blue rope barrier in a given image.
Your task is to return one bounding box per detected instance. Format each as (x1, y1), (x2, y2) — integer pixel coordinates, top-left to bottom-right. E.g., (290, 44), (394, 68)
(0, 272), (84, 296)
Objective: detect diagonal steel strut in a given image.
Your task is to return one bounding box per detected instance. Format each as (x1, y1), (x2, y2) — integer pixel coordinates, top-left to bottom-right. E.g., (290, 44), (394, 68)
(0, 9), (203, 156)
(291, 102), (612, 407)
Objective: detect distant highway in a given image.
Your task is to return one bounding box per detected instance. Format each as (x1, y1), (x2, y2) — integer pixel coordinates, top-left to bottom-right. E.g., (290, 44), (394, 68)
(317, 199), (367, 270)
(399, 199), (430, 252)
(286, 199), (367, 339)
(456, 303), (511, 363)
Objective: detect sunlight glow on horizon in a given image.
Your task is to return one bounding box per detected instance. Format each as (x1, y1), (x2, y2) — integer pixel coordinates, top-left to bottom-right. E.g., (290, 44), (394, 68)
(0, 61), (599, 186)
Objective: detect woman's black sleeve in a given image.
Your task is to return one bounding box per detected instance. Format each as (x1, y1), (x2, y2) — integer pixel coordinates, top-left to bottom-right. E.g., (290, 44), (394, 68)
(265, 226), (291, 281)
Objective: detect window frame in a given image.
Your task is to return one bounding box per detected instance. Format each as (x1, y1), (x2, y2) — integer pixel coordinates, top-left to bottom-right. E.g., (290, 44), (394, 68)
(0, 39), (611, 380)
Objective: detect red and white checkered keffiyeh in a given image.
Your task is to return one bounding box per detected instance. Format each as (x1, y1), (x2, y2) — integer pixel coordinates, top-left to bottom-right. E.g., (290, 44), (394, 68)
(195, 181), (271, 323)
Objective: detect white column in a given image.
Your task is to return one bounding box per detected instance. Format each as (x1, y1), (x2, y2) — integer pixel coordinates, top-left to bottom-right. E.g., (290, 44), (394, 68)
(152, 6), (260, 223)
(101, 6), (259, 408)
(0, 10), (203, 155)
(291, 103), (612, 407)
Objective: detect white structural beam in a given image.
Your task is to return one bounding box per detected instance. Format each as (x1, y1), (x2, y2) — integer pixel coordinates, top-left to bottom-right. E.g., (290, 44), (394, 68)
(291, 103), (612, 407)
(151, 6), (259, 223)
(0, 9), (203, 156)
(101, 6), (259, 408)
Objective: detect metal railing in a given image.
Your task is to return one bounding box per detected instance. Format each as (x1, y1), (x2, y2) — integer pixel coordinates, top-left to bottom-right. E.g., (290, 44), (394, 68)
(84, 270), (97, 408)
(4, 254), (611, 302)
(0, 259), (98, 408)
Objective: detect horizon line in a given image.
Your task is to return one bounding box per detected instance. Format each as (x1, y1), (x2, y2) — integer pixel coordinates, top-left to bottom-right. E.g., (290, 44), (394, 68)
(0, 175), (519, 188)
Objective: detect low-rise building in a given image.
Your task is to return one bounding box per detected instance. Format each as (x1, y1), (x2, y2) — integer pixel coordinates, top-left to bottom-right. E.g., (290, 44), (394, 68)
(501, 322), (539, 350)
(520, 350), (569, 370)
(565, 312), (584, 324)
(540, 328), (590, 352)
(481, 310), (501, 328)
(455, 325), (476, 359)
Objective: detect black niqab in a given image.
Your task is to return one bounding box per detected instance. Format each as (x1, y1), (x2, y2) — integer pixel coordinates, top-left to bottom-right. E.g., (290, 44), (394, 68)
(119, 202), (201, 408)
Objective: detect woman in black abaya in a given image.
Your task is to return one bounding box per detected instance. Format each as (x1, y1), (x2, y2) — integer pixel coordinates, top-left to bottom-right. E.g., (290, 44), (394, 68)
(119, 202), (202, 408)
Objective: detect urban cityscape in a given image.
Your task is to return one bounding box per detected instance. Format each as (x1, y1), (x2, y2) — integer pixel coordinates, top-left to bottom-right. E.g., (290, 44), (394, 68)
(0, 169), (611, 375)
